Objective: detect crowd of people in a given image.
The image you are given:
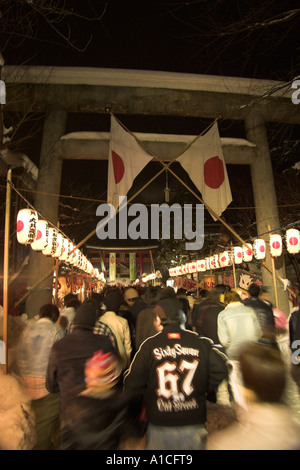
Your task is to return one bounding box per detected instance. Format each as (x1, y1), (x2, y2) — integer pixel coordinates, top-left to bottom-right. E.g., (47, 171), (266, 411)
(3, 282), (300, 450)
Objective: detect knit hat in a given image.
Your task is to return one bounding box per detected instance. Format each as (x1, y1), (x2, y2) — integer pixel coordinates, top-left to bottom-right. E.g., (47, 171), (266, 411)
(72, 299), (99, 329)
(80, 350), (122, 398)
(124, 288), (139, 303)
(105, 290), (123, 312)
(153, 297), (181, 324)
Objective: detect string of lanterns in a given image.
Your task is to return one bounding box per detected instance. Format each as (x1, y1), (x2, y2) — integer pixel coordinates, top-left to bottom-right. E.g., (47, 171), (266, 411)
(169, 228), (300, 277)
(16, 208), (105, 283)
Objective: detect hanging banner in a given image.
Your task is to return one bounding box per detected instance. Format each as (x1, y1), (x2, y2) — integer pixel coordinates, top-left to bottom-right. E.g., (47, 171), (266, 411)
(109, 252), (116, 282)
(129, 253), (136, 281)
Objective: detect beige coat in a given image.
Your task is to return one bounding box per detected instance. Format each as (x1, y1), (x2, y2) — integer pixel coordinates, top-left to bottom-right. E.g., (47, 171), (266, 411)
(100, 311), (132, 370)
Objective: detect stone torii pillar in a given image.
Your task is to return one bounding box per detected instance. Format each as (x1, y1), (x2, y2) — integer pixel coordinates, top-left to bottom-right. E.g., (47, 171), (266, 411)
(25, 104), (67, 317)
(245, 109), (289, 314)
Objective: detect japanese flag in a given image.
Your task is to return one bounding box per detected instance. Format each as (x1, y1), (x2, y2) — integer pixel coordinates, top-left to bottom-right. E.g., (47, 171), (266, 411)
(177, 123), (232, 220)
(107, 116), (153, 210)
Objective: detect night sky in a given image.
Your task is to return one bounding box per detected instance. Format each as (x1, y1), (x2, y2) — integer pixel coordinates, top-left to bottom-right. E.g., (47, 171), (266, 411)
(1, 0), (299, 248)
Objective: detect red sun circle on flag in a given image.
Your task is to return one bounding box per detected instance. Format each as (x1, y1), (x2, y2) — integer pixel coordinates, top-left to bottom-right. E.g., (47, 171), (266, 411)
(112, 151), (125, 184)
(204, 156), (225, 189)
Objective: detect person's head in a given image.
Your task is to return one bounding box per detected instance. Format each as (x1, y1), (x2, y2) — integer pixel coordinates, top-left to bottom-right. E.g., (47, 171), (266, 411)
(160, 286), (177, 299)
(153, 297), (182, 330)
(105, 289), (123, 312)
(123, 288), (139, 306)
(91, 292), (104, 306)
(224, 290), (241, 305)
(248, 283), (261, 298)
(72, 299), (100, 330)
(239, 342), (286, 404)
(39, 303), (60, 323)
(177, 288), (186, 296)
(144, 286), (163, 307)
(64, 293), (79, 308)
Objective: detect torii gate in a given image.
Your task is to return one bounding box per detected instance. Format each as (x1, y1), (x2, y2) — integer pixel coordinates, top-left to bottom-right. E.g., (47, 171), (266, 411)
(3, 66), (299, 316)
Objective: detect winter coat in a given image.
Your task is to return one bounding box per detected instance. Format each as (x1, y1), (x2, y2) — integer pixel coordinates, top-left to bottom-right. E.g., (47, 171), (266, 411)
(46, 328), (116, 411)
(217, 302), (262, 359)
(16, 317), (65, 399)
(124, 324), (229, 427)
(191, 300), (225, 344)
(97, 311), (132, 370)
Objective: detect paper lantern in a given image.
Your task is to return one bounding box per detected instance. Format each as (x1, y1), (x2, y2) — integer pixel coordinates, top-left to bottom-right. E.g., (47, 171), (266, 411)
(59, 238), (71, 261)
(219, 251), (232, 267)
(197, 259), (206, 272)
(253, 239), (266, 260)
(205, 258), (210, 270)
(69, 248), (79, 265)
(269, 234), (282, 257)
(42, 228), (58, 256)
(233, 246), (243, 264)
(16, 209), (38, 244)
(189, 262), (197, 273)
(75, 250), (83, 268)
(209, 256), (215, 269)
(81, 255), (88, 271)
(177, 266), (183, 276)
(242, 244), (253, 262)
(285, 228), (300, 254)
(213, 254), (220, 269)
(31, 220), (49, 251)
(52, 232), (64, 258)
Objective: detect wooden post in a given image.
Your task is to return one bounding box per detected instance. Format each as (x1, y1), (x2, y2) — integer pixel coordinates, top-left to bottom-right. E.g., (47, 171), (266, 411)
(231, 242), (237, 289)
(2, 169), (12, 374)
(268, 225), (279, 309)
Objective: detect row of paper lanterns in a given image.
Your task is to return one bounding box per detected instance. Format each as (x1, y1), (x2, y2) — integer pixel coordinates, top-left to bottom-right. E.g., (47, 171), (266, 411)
(169, 229), (300, 277)
(16, 209), (105, 282)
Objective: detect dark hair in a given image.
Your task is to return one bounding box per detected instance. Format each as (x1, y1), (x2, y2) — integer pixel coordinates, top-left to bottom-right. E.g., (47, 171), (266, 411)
(248, 283), (261, 298)
(144, 286), (162, 307)
(67, 299), (81, 310)
(239, 342), (286, 403)
(64, 293), (79, 307)
(39, 304), (60, 323)
(160, 286), (176, 299)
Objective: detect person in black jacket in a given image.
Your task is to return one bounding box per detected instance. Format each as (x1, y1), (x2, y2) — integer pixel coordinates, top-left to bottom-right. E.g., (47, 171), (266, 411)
(46, 299), (117, 446)
(289, 296), (300, 394)
(243, 283), (276, 343)
(123, 297), (229, 450)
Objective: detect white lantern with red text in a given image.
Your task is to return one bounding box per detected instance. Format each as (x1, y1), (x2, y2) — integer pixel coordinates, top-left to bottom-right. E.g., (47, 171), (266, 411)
(269, 234), (282, 257)
(209, 256), (216, 270)
(242, 244), (253, 262)
(189, 262), (197, 273)
(285, 229), (300, 254)
(233, 246), (243, 264)
(42, 228), (58, 256)
(253, 239), (266, 260)
(31, 219), (49, 251)
(177, 265), (183, 276)
(59, 238), (70, 261)
(16, 209), (38, 244)
(52, 232), (64, 258)
(197, 259), (206, 272)
(181, 264), (187, 275)
(213, 254), (220, 269)
(205, 258), (210, 270)
(219, 251), (232, 267)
